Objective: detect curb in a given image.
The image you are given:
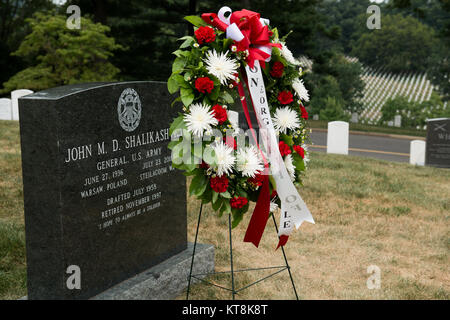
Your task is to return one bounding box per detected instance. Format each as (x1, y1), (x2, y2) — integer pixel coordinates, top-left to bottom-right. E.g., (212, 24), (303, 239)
(311, 128), (426, 141)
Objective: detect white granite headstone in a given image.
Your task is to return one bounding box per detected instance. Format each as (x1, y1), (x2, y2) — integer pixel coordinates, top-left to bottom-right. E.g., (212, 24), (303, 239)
(394, 115), (402, 127)
(409, 140), (426, 166)
(0, 98), (12, 120)
(327, 121), (349, 155)
(11, 89), (33, 120)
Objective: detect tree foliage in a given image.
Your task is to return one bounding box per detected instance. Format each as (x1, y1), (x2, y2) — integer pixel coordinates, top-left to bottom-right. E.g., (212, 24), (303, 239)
(0, 0), (54, 88)
(1, 12), (123, 93)
(352, 14), (439, 73)
(305, 54), (365, 117)
(381, 93), (448, 128)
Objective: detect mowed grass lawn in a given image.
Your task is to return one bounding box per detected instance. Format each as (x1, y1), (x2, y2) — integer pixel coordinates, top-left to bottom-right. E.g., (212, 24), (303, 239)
(0, 120), (449, 300)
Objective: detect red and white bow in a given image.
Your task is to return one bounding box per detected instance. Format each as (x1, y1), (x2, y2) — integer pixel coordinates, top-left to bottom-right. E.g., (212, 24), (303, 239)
(202, 7), (282, 68)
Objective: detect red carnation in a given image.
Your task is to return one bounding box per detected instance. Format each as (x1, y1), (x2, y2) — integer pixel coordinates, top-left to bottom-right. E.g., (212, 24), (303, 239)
(300, 105), (309, 120)
(293, 145), (305, 159)
(270, 61), (284, 78)
(223, 136), (237, 150)
(199, 161), (209, 169)
(195, 77), (214, 94)
(279, 141), (292, 157)
(210, 176), (229, 193)
(212, 104), (228, 124)
(194, 26), (216, 45)
(248, 173), (264, 187)
(230, 196), (248, 209)
(277, 90), (294, 105)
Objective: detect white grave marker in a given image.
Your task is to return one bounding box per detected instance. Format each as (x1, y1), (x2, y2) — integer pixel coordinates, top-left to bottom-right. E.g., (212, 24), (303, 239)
(11, 89), (33, 120)
(327, 121), (349, 155)
(409, 140), (425, 166)
(394, 115), (402, 127)
(0, 98), (12, 120)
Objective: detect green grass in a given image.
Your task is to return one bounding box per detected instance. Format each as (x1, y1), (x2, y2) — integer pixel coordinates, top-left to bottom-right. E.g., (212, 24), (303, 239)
(0, 120), (448, 300)
(0, 120), (26, 299)
(309, 120), (427, 137)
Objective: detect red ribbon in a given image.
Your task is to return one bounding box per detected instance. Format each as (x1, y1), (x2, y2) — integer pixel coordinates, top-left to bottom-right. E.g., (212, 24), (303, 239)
(202, 9), (282, 69)
(236, 79), (270, 248)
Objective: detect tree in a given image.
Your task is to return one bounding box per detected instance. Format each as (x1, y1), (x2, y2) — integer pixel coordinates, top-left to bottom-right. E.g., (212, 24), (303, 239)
(352, 14), (439, 73)
(381, 93), (448, 128)
(0, 0), (55, 90)
(333, 55), (365, 113)
(1, 12), (123, 93)
(319, 96), (349, 121)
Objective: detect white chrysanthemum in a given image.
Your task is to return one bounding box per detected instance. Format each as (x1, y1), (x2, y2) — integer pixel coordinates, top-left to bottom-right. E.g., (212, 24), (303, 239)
(273, 107), (301, 134)
(236, 145), (264, 178)
(204, 50), (239, 85)
(284, 154), (295, 181)
(184, 103), (218, 137)
(211, 141), (235, 177)
(292, 78), (309, 102)
(302, 144), (310, 165)
(270, 201), (279, 213)
(280, 42), (300, 65)
(227, 110), (240, 136)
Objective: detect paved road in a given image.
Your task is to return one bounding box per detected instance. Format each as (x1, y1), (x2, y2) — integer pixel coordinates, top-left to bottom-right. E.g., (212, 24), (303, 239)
(309, 130), (424, 163)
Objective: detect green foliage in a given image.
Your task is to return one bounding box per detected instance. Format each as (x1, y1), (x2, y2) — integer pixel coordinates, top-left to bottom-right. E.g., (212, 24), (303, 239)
(352, 14), (439, 73)
(308, 75), (342, 116)
(319, 96), (349, 122)
(0, 0), (54, 89)
(381, 93), (449, 128)
(1, 11), (123, 93)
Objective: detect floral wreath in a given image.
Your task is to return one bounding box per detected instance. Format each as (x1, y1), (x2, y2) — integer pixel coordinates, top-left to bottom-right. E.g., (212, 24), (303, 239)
(168, 7), (314, 248)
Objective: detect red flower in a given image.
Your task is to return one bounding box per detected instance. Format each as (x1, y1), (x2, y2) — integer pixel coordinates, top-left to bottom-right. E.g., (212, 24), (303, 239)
(194, 26), (216, 45)
(279, 141), (292, 157)
(277, 90), (293, 105)
(270, 61), (284, 78)
(195, 77), (214, 94)
(293, 145), (305, 159)
(199, 161), (209, 169)
(230, 196), (248, 209)
(248, 173), (264, 187)
(210, 176), (229, 193)
(300, 105), (309, 120)
(223, 136), (237, 150)
(212, 104), (228, 124)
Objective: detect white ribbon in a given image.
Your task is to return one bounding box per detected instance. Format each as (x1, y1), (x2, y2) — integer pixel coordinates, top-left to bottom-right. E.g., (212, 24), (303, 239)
(218, 6), (273, 62)
(245, 61), (314, 237)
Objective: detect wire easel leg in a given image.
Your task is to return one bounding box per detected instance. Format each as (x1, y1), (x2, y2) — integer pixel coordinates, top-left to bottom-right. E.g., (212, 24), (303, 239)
(186, 202), (203, 300)
(271, 213), (299, 300)
(228, 213), (236, 300)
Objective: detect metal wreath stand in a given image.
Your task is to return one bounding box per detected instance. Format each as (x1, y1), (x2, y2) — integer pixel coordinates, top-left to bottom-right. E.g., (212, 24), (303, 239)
(186, 202), (299, 300)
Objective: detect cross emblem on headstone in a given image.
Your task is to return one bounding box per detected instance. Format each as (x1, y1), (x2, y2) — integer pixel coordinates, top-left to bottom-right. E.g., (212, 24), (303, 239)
(433, 123), (447, 132)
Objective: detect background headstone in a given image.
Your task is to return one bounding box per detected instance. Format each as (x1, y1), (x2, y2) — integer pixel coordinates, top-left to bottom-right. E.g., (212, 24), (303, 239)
(351, 113), (358, 123)
(327, 121), (349, 155)
(313, 114), (319, 121)
(0, 98), (12, 120)
(425, 118), (450, 168)
(394, 115), (402, 127)
(12, 89), (33, 120)
(387, 120), (394, 127)
(409, 140), (426, 166)
(19, 82), (187, 299)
